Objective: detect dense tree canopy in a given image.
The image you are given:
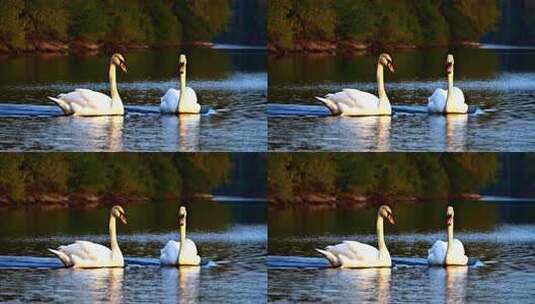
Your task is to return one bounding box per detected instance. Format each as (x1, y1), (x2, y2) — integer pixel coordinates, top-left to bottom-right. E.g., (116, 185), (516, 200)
(268, 0), (501, 50)
(0, 0), (239, 50)
(268, 153), (499, 205)
(0, 154), (232, 204)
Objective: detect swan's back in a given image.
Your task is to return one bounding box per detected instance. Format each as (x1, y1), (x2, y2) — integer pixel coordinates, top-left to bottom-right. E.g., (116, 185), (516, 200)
(161, 89), (180, 113)
(427, 89), (447, 113)
(427, 240), (447, 265)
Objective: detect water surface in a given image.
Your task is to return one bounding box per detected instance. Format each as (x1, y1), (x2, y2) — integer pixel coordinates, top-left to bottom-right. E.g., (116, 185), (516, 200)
(0, 200), (267, 303)
(268, 47), (535, 151)
(0, 47), (266, 151)
(268, 200), (535, 303)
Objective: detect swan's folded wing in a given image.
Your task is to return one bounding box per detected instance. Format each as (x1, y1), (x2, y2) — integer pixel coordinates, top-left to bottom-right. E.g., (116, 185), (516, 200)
(342, 240), (380, 261)
(57, 91), (90, 108)
(427, 89), (447, 112)
(184, 87), (198, 104)
(74, 240), (113, 261)
(451, 239), (466, 256)
(161, 89), (180, 113)
(427, 240), (447, 264)
(452, 87), (466, 104)
(342, 89), (380, 109)
(160, 240), (180, 265)
(75, 89), (113, 109)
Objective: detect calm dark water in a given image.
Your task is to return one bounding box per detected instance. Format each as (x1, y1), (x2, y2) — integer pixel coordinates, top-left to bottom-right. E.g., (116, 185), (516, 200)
(0, 200), (267, 303)
(268, 47), (535, 151)
(0, 47), (266, 152)
(268, 200), (535, 303)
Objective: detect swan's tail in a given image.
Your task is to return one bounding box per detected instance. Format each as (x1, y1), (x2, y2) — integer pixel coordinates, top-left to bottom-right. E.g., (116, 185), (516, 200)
(48, 97), (73, 115)
(315, 97), (340, 115)
(48, 248), (73, 267)
(315, 248), (340, 267)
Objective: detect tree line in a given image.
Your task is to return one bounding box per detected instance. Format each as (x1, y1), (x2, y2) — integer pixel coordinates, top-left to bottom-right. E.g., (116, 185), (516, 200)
(0, 0), (234, 51)
(0, 153), (231, 204)
(268, 0), (501, 51)
(268, 153), (500, 206)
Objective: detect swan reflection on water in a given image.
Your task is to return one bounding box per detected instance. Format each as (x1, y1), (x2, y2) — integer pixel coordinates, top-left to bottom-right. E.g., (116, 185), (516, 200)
(339, 116), (391, 151)
(326, 267), (391, 304)
(161, 114), (201, 152)
(429, 266), (468, 303)
(429, 114), (468, 151)
(161, 266), (201, 303)
(55, 267), (124, 304)
(53, 116), (125, 151)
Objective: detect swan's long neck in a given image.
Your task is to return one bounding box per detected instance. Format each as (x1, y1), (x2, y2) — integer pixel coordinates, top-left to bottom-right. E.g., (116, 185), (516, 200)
(446, 67), (454, 108)
(178, 219), (186, 262)
(377, 214), (388, 258)
(446, 220), (454, 261)
(179, 68), (187, 99)
(377, 63), (387, 101)
(109, 215), (122, 259)
(109, 63), (120, 103)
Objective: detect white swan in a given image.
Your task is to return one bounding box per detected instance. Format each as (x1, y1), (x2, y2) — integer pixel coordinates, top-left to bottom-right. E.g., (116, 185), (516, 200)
(427, 54), (468, 114)
(428, 206), (468, 266)
(160, 54), (201, 114)
(48, 205), (127, 268)
(316, 205), (395, 268)
(48, 53), (127, 116)
(316, 53), (394, 116)
(160, 206), (201, 266)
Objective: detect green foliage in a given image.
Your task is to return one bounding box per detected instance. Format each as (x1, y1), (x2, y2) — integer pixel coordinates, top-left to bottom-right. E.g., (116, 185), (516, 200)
(0, 0), (235, 48)
(24, 0), (69, 39)
(0, 0), (26, 48)
(268, 153), (500, 205)
(67, 0), (111, 41)
(175, 0), (233, 42)
(0, 154), (233, 203)
(268, 0), (501, 49)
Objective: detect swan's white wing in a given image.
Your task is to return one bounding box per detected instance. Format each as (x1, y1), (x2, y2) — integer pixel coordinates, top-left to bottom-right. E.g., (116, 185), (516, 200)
(183, 87), (198, 104)
(160, 240), (180, 265)
(341, 89), (380, 109)
(341, 240), (380, 260)
(161, 89), (180, 113)
(450, 239), (466, 256)
(452, 87), (466, 104)
(74, 89), (113, 109)
(58, 241), (112, 262)
(427, 240), (447, 265)
(427, 88), (447, 113)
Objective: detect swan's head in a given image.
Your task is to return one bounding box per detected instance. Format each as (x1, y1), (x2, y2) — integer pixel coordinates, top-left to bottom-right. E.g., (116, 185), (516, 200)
(446, 206), (454, 226)
(111, 205), (127, 224)
(446, 54), (454, 75)
(379, 205), (395, 224)
(179, 54), (187, 75)
(379, 53), (395, 73)
(179, 206), (187, 226)
(111, 53), (128, 73)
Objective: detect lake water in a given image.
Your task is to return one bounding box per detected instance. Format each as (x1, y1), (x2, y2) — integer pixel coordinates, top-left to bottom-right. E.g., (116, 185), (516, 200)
(0, 47), (266, 152)
(0, 200), (267, 303)
(268, 200), (535, 303)
(268, 47), (535, 151)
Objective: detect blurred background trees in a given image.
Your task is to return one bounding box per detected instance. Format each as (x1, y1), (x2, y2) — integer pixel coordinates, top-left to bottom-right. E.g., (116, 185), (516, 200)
(267, 153), (513, 206)
(0, 153), (266, 204)
(268, 0), (507, 50)
(0, 0), (266, 51)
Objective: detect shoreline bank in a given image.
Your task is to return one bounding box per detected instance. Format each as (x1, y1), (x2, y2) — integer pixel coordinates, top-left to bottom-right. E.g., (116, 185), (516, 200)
(0, 192), (215, 209)
(269, 192), (482, 209)
(0, 39), (216, 56)
(268, 39), (482, 56)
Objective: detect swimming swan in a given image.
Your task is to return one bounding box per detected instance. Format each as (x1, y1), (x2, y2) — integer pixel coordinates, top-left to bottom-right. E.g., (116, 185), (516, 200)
(48, 205), (127, 268)
(160, 206), (201, 266)
(427, 206), (468, 266)
(316, 205), (395, 268)
(316, 54), (394, 116)
(48, 54), (127, 116)
(427, 54), (468, 114)
(160, 54), (201, 114)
